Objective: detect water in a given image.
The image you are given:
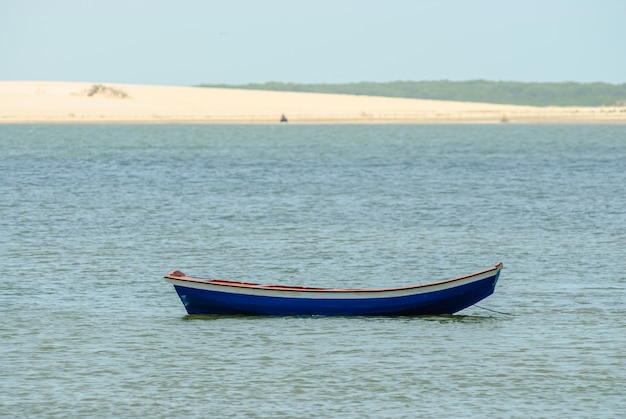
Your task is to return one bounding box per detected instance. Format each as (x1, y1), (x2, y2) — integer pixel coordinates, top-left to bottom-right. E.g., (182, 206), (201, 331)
(1, 124), (624, 418)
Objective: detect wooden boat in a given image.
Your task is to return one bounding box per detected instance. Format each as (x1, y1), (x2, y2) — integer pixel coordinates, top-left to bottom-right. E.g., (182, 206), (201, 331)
(164, 262), (502, 316)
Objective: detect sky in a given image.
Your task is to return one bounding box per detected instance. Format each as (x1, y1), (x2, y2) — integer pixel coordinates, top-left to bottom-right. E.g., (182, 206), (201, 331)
(1, 0), (625, 86)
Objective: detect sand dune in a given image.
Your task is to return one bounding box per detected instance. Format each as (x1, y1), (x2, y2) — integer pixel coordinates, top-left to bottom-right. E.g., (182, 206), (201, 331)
(1, 81), (624, 123)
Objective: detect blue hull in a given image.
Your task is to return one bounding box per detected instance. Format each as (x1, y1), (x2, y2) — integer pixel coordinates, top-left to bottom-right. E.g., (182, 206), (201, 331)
(170, 271), (500, 316)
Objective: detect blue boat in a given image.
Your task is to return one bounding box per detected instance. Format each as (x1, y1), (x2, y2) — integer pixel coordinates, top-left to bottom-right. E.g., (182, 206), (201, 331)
(164, 262), (502, 316)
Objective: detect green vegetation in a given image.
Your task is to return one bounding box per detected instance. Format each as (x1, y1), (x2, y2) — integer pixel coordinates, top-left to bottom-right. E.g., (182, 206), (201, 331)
(198, 80), (626, 107)
(83, 84), (129, 99)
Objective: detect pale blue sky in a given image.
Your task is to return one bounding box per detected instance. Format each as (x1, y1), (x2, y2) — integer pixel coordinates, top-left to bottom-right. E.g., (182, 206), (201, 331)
(1, 0), (624, 85)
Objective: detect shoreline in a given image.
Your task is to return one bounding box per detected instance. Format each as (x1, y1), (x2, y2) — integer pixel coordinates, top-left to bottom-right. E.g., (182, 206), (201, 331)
(2, 81), (625, 124)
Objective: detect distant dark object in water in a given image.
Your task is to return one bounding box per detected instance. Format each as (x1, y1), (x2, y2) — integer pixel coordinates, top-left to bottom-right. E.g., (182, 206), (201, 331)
(280, 114), (288, 123)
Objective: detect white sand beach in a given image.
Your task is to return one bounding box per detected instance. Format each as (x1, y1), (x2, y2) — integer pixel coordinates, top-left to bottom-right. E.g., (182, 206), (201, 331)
(1, 81), (624, 123)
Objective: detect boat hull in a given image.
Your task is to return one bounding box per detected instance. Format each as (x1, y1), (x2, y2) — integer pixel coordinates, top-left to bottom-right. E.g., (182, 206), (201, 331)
(165, 263), (502, 316)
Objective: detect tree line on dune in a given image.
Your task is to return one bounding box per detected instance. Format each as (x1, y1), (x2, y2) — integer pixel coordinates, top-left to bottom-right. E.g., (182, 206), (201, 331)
(198, 80), (626, 107)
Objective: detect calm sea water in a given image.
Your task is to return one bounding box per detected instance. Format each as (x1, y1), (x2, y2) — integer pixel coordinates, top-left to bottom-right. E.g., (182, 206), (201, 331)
(1, 124), (625, 418)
